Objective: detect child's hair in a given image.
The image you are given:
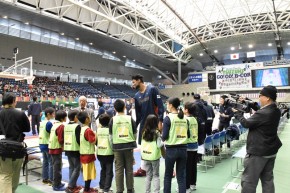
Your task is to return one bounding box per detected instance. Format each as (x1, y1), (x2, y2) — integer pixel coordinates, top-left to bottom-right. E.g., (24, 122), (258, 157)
(114, 99), (125, 113)
(44, 107), (55, 117)
(55, 110), (67, 122)
(142, 114), (159, 142)
(68, 109), (79, 122)
(77, 111), (89, 124)
(184, 102), (198, 117)
(99, 113), (111, 127)
(167, 97), (184, 119)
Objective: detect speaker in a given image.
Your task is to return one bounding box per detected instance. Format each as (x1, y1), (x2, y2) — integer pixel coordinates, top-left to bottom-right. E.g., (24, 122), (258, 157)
(182, 92), (185, 96)
(187, 92), (190, 96)
(191, 92), (195, 96)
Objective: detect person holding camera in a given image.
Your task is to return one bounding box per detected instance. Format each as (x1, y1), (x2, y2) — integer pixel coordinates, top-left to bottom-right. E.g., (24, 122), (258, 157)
(0, 92), (30, 193)
(218, 95), (234, 131)
(233, 85), (282, 193)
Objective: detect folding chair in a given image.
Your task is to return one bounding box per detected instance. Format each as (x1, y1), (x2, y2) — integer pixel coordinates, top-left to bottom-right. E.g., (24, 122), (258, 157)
(197, 135), (215, 172)
(212, 132), (222, 163)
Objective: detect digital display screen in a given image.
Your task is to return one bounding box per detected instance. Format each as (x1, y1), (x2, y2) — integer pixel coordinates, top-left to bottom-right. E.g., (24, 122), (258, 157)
(252, 67), (289, 87)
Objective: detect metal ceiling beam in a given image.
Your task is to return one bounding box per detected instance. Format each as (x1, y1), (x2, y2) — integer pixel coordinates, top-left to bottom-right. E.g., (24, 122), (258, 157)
(272, 0), (284, 59)
(160, 0), (219, 63)
(150, 65), (177, 85)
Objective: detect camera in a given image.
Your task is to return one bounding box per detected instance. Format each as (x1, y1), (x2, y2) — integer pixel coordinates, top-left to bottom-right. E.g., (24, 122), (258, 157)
(225, 93), (259, 113)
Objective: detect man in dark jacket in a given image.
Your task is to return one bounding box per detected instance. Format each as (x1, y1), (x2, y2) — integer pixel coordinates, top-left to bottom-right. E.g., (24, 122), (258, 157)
(193, 94), (207, 145)
(234, 85), (282, 193)
(202, 100), (215, 136)
(0, 92), (30, 193)
(28, 96), (42, 135)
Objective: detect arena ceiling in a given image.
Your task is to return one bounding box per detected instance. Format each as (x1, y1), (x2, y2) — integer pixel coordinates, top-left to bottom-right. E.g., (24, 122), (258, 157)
(1, 0), (290, 80)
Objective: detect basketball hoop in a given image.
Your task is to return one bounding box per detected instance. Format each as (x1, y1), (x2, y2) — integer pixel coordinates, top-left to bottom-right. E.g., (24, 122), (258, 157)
(25, 76), (35, 85)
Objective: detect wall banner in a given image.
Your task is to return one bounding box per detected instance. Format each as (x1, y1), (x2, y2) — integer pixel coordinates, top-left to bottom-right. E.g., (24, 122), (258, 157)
(216, 64), (252, 90)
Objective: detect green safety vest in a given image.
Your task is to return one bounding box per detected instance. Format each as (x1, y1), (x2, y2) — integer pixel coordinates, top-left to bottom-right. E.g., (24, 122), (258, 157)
(39, 120), (49, 144)
(186, 116), (198, 144)
(80, 126), (95, 155)
(97, 127), (113, 156)
(64, 123), (80, 151)
(165, 113), (188, 146)
(112, 115), (134, 144)
(48, 122), (62, 149)
(141, 133), (161, 161)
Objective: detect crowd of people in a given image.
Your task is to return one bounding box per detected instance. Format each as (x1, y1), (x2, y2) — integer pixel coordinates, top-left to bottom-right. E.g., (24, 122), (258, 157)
(0, 73), (286, 193)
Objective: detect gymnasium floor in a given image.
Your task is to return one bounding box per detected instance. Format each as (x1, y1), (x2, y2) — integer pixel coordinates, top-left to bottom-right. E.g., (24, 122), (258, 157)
(17, 120), (290, 193)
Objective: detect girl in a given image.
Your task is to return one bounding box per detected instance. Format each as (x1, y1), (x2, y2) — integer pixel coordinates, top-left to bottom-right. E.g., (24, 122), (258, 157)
(141, 114), (163, 193)
(162, 97), (189, 193)
(184, 102), (199, 192)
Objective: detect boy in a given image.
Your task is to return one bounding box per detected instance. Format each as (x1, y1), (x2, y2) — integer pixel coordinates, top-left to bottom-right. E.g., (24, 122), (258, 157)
(109, 99), (137, 193)
(77, 111), (98, 193)
(39, 107), (55, 186)
(48, 110), (67, 191)
(64, 109), (82, 193)
(97, 114), (114, 193)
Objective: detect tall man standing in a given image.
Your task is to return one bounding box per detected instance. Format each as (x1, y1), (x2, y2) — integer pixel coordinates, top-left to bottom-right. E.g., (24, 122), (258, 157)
(233, 85), (282, 193)
(76, 96), (97, 131)
(28, 96), (42, 135)
(132, 74), (164, 177)
(0, 92), (31, 193)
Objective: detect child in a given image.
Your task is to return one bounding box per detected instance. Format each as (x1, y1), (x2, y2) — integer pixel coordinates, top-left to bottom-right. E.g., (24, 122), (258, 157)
(97, 114), (114, 193)
(48, 110), (67, 191)
(64, 109), (82, 193)
(162, 97), (189, 193)
(184, 102), (199, 192)
(109, 99), (137, 193)
(39, 107), (55, 186)
(141, 114), (163, 193)
(77, 111), (98, 193)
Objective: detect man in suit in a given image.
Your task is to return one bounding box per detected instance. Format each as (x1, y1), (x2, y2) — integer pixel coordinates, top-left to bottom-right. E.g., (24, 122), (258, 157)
(28, 96), (42, 135)
(76, 96), (97, 131)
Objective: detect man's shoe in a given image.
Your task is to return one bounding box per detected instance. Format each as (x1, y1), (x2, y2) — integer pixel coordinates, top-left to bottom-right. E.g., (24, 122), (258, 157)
(190, 185), (196, 190)
(42, 179), (53, 186)
(133, 167), (146, 177)
(65, 187), (74, 193)
(53, 184), (66, 191)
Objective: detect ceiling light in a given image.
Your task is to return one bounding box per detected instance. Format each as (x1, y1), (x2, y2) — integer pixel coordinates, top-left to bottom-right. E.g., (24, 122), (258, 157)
(199, 53), (203, 56)
(112, 51), (116, 54)
(60, 32), (65, 35)
(214, 50), (218, 53)
(133, 59), (135, 61)
(75, 37), (79, 40)
(231, 47), (235, 50)
(288, 42), (290, 45)
(268, 43), (272, 46)
(123, 55), (126, 58)
(3, 16), (7, 19)
(89, 42), (93, 45)
(24, 22), (29, 25)
(248, 44), (253, 48)
(208, 32), (213, 36)
(256, 23), (261, 27)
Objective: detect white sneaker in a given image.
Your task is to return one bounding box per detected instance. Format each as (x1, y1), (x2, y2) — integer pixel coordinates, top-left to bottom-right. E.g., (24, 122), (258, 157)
(190, 185), (196, 190)
(186, 188), (192, 193)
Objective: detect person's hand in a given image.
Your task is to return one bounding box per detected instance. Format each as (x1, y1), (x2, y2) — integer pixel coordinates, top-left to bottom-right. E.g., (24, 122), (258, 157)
(232, 108), (238, 113)
(220, 113), (225, 117)
(158, 121), (163, 132)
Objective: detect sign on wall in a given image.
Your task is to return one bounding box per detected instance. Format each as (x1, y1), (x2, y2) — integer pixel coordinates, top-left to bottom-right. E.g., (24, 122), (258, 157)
(216, 64), (252, 90)
(188, 73), (207, 83)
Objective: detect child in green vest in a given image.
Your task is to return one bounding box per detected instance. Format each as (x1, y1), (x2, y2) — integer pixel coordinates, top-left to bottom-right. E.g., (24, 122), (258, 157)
(141, 114), (163, 193)
(97, 113), (114, 193)
(48, 110), (67, 191)
(109, 99), (137, 193)
(184, 102), (199, 192)
(64, 109), (82, 193)
(39, 107), (55, 186)
(77, 111), (98, 193)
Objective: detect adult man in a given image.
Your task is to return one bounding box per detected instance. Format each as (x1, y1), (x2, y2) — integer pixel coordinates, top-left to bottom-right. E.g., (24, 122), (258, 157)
(0, 92), (30, 193)
(193, 94), (207, 145)
(132, 74), (164, 176)
(202, 100), (215, 136)
(233, 85), (282, 193)
(76, 96), (97, 131)
(28, 96), (42, 135)
(218, 95), (234, 131)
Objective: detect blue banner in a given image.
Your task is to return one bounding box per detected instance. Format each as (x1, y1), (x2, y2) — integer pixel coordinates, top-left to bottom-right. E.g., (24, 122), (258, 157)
(188, 74), (203, 83)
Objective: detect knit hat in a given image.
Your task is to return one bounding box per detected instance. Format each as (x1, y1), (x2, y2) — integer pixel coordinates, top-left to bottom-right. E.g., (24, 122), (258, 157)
(260, 85), (277, 101)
